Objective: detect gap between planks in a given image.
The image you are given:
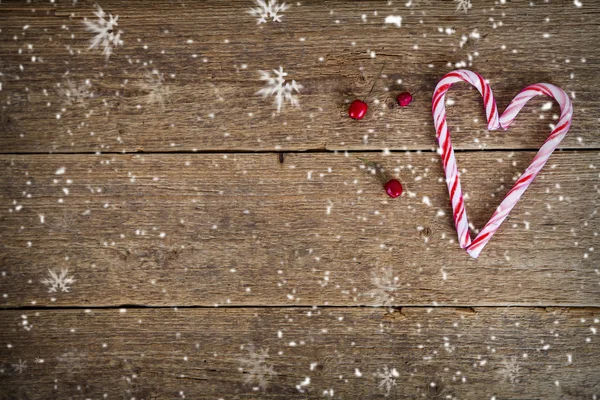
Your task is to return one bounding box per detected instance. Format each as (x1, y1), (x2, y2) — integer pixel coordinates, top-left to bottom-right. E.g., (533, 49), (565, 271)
(3, 304), (600, 312)
(1, 148), (599, 156)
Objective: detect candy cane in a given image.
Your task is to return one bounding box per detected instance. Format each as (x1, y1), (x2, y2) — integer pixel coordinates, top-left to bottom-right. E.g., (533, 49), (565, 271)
(432, 70), (573, 258)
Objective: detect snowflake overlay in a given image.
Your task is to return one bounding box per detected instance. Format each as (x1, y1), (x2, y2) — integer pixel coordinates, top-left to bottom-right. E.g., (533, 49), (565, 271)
(248, 0), (289, 24)
(498, 356), (521, 383)
(140, 69), (171, 111)
(455, 0), (472, 13)
(374, 365), (399, 396)
(257, 67), (302, 113)
(364, 266), (401, 307)
(56, 350), (86, 379)
(41, 268), (75, 293)
(58, 79), (93, 107)
(83, 5), (123, 59)
(238, 345), (276, 390)
(12, 359), (27, 374)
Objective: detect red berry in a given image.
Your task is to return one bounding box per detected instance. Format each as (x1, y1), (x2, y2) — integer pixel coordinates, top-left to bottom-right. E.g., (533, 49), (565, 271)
(384, 179), (403, 198)
(397, 92), (413, 107)
(348, 99), (368, 120)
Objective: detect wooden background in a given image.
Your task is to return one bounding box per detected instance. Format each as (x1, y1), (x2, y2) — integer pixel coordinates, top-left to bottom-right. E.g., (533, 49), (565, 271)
(0, 0), (598, 398)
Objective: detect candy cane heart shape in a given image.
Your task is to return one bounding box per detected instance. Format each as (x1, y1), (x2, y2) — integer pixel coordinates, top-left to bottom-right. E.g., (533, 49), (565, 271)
(432, 69), (573, 259)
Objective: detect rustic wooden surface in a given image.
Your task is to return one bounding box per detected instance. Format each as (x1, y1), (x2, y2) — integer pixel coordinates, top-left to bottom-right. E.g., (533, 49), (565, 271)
(1, 0), (599, 398)
(0, 0), (599, 152)
(1, 307), (599, 399)
(1, 152), (598, 307)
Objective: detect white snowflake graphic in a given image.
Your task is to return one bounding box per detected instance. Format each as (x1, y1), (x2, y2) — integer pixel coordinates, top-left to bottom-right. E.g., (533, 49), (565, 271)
(374, 365), (399, 396)
(83, 5), (123, 59)
(455, 0), (472, 13)
(41, 268), (75, 293)
(257, 67), (302, 113)
(498, 356), (521, 383)
(363, 266), (401, 307)
(248, 0), (289, 24)
(140, 69), (171, 111)
(238, 345), (276, 390)
(12, 359), (27, 374)
(56, 350), (86, 378)
(57, 78), (93, 107)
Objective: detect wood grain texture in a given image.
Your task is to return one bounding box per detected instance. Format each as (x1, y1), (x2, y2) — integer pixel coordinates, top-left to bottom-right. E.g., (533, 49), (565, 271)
(1, 1), (599, 397)
(1, 307), (599, 399)
(2, 152), (597, 307)
(1, 0), (598, 152)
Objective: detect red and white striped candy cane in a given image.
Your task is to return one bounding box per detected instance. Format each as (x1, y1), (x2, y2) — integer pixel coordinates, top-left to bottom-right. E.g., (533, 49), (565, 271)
(432, 69), (573, 258)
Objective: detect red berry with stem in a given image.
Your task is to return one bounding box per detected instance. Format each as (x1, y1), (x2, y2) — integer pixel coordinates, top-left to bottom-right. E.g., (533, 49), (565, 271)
(384, 179), (403, 198)
(397, 91), (413, 107)
(348, 62), (386, 120)
(348, 100), (368, 120)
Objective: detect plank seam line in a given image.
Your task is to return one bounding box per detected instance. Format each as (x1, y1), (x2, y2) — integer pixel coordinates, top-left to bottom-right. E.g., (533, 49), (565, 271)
(2, 304), (599, 312)
(0, 148), (598, 156)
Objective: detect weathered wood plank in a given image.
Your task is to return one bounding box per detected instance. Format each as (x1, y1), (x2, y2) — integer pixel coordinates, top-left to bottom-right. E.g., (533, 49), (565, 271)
(0, 307), (599, 399)
(1, 152), (597, 307)
(1, 0), (597, 152)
